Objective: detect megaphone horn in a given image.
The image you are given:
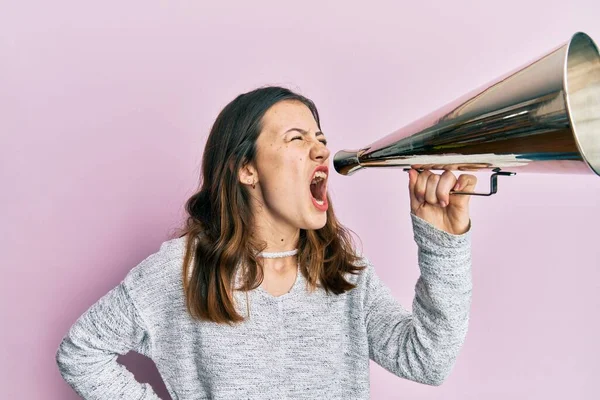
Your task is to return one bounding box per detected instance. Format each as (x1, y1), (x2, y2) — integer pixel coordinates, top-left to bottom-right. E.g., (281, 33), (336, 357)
(333, 32), (600, 196)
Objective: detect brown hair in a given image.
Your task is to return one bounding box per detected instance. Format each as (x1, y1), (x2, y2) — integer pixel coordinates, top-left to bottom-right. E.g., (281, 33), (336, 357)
(177, 86), (364, 324)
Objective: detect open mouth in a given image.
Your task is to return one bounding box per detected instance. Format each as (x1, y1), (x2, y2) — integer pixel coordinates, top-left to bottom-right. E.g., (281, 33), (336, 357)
(310, 171), (327, 206)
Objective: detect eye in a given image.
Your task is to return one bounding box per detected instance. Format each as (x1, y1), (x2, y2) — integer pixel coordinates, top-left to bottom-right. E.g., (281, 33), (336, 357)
(291, 136), (328, 146)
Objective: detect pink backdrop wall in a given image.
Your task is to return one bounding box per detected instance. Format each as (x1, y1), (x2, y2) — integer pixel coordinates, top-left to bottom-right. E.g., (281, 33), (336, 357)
(2, 0), (599, 398)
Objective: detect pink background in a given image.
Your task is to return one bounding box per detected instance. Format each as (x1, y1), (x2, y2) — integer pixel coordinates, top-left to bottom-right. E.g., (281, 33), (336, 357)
(2, 0), (599, 398)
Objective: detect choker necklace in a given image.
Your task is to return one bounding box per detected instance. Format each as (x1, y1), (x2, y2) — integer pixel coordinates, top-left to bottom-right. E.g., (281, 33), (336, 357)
(257, 249), (298, 259)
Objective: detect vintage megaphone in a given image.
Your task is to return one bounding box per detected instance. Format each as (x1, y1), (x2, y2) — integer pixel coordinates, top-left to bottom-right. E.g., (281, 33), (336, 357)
(333, 32), (600, 196)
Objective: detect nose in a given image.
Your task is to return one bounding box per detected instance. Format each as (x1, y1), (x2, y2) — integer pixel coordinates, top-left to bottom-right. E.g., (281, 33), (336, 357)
(310, 140), (330, 161)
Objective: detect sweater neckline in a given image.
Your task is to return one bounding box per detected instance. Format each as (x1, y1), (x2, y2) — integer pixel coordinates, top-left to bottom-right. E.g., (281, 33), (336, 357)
(254, 262), (303, 300)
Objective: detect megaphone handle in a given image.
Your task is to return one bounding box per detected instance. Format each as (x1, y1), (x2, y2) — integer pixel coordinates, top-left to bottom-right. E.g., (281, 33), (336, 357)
(451, 168), (516, 197)
(404, 167), (516, 196)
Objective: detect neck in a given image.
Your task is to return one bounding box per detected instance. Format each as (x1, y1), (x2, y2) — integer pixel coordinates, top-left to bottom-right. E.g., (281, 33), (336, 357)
(250, 215), (300, 254)
(260, 254), (298, 273)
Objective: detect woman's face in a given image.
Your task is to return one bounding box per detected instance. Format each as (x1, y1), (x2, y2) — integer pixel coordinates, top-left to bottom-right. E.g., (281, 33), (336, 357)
(243, 100), (331, 231)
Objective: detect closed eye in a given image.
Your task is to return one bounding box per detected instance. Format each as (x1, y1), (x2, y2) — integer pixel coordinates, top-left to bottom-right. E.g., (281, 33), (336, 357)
(292, 136), (328, 146)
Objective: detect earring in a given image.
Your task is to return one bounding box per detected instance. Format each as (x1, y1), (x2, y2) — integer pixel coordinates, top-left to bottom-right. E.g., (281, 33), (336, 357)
(247, 179), (255, 189)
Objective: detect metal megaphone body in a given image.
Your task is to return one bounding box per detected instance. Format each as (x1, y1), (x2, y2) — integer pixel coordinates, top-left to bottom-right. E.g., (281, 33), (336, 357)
(333, 32), (600, 196)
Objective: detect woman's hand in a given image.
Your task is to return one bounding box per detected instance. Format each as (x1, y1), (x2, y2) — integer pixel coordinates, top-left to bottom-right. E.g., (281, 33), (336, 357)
(407, 169), (477, 235)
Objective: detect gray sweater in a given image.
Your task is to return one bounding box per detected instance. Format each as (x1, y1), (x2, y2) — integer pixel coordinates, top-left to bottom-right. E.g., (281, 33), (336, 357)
(55, 213), (472, 399)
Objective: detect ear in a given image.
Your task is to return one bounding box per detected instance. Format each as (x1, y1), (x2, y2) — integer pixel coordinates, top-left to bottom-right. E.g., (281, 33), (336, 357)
(238, 160), (258, 186)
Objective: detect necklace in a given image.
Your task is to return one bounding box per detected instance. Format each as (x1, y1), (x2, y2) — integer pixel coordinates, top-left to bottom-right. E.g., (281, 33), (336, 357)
(256, 249), (298, 259)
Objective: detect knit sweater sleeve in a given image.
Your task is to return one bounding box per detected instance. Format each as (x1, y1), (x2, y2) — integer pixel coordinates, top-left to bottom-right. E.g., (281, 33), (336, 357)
(362, 212), (473, 386)
(55, 280), (161, 399)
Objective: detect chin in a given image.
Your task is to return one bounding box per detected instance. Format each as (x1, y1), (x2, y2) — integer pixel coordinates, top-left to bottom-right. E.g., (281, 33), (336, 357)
(303, 214), (328, 231)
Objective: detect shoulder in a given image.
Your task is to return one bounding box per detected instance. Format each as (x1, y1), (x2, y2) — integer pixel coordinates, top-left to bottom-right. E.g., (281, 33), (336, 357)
(122, 236), (188, 311)
(343, 255), (376, 289)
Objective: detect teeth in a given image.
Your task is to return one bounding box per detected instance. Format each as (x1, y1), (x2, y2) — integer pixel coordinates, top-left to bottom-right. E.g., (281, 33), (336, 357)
(315, 199), (324, 205)
(311, 171), (327, 184)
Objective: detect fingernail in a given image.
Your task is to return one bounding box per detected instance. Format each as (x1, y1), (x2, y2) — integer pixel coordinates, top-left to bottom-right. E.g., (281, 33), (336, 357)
(440, 201), (447, 207)
(453, 183), (461, 191)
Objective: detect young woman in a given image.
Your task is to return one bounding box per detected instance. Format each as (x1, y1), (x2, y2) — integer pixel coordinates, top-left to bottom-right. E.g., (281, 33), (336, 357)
(56, 86), (476, 399)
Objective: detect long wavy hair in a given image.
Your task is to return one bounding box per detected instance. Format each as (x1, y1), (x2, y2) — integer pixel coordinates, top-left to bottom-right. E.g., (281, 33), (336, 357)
(177, 86), (365, 324)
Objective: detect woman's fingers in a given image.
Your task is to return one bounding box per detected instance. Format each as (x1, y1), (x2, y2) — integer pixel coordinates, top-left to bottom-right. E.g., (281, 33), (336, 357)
(425, 173), (440, 205)
(409, 169), (458, 207)
(414, 169), (431, 202)
(407, 168), (419, 203)
(436, 170), (458, 207)
(449, 173), (478, 209)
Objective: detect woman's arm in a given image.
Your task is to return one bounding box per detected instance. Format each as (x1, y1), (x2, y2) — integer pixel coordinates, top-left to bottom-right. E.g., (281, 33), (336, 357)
(363, 212), (472, 386)
(55, 281), (161, 399)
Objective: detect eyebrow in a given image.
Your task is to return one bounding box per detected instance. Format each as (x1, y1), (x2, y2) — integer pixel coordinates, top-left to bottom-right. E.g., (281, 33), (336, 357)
(283, 128), (325, 137)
